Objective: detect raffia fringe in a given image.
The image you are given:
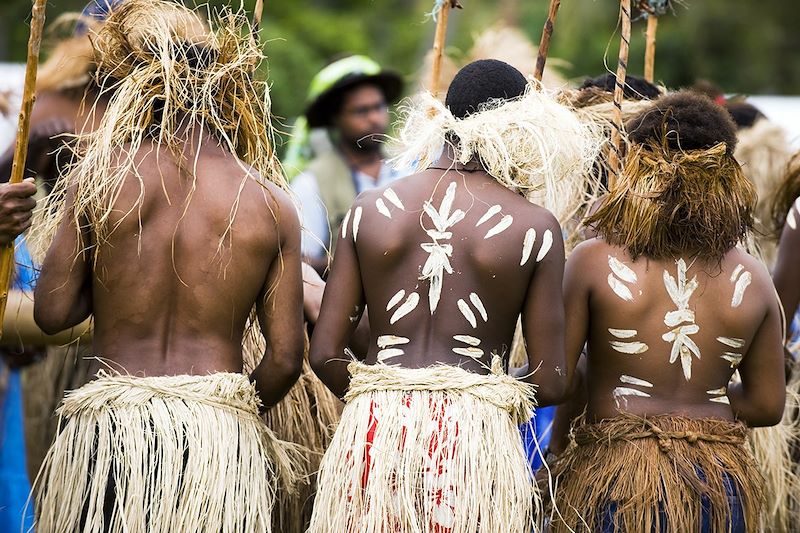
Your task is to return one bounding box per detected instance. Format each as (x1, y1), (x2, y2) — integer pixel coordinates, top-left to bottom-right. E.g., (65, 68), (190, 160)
(751, 355), (800, 532)
(549, 414), (764, 532)
(309, 359), (539, 533)
(33, 371), (303, 533)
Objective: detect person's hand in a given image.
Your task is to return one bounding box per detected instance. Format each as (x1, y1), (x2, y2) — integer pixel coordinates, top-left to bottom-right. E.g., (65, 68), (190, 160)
(0, 178), (36, 245)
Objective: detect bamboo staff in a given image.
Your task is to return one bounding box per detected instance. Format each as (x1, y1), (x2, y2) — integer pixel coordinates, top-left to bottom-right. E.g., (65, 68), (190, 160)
(534, 0), (561, 82)
(253, 0), (265, 33)
(430, 1), (462, 97)
(608, 0), (632, 188)
(644, 14), (658, 82)
(0, 0), (48, 336)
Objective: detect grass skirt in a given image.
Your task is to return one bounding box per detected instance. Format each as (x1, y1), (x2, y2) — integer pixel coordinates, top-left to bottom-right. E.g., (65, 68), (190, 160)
(549, 414), (764, 532)
(33, 371), (301, 533)
(308, 359), (539, 533)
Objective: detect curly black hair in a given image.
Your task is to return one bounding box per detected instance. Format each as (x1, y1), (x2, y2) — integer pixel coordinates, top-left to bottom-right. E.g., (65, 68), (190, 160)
(579, 73), (661, 100)
(627, 92), (739, 155)
(445, 59), (527, 119)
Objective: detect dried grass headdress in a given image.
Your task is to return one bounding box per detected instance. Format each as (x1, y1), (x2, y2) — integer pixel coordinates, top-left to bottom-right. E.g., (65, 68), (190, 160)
(29, 0), (285, 261)
(391, 86), (605, 234)
(587, 138), (755, 262)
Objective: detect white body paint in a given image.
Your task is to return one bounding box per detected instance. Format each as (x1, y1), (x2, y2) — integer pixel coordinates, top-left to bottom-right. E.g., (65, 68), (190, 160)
(536, 229), (553, 262)
(707, 387), (730, 404)
(731, 270), (752, 308)
(610, 340), (649, 354)
(341, 209), (351, 239)
(453, 335), (481, 346)
(383, 188), (405, 210)
(721, 352), (744, 368)
(375, 198), (392, 219)
(377, 335), (410, 349)
(717, 336), (745, 349)
(608, 256), (637, 283)
(619, 375), (653, 388)
(457, 299), (477, 328)
(476, 205), (501, 227)
(389, 292), (420, 325)
(469, 293), (488, 322)
(352, 206), (363, 242)
(788, 207), (797, 230)
(520, 228), (536, 266)
(452, 347), (484, 359)
(377, 348), (405, 363)
(662, 259), (701, 381)
(607, 274), (634, 301)
(484, 215), (513, 239)
(386, 289), (405, 311)
(609, 328), (638, 339)
(613, 387), (651, 400)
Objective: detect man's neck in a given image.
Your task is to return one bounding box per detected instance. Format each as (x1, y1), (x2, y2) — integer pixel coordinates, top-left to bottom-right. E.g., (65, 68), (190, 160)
(337, 140), (383, 180)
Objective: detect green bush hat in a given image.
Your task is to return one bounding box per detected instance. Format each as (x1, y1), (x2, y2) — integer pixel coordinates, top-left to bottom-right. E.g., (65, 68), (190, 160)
(304, 55), (403, 128)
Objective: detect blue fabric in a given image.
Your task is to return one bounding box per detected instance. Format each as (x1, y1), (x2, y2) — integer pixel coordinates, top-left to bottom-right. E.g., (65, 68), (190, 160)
(0, 367), (35, 532)
(599, 471), (745, 533)
(520, 405), (555, 471)
(75, 0), (125, 36)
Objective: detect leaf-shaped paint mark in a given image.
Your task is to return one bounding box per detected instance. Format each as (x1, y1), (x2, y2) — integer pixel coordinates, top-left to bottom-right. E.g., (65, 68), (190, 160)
(609, 328), (638, 339)
(721, 352), (743, 368)
(453, 347), (484, 359)
(470, 293), (488, 322)
(438, 182), (457, 221)
(520, 228), (536, 266)
(383, 188), (405, 210)
(730, 264), (744, 283)
(788, 208), (797, 230)
(613, 387), (651, 400)
(610, 341), (649, 354)
(484, 215), (513, 239)
(426, 230), (453, 240)
(731, 271), (751, 308)
(476, 205), (501, 227)
(664, 309), (695, 328)
(352, 206), (363, 242)
(377, 348), (404, 363)
(453, 335), (481, 346)
(608, 256), (637, 283)
(608, 274), (634, 301)
(446, 209), (466, 228)
(457, 299), (477, 328)
(390, 292), (419, 324)
(341, 209), (351, 239)
(620, 375), (653, 387)
(709, 396), (730, 404)
(376, 198), (392, 219)
(717, 336), (745, 349)
(377, 335), (410, 349)
(386, 289), (405, 311)
(536, 229), (554, 262)
(707, 387), (727, 395)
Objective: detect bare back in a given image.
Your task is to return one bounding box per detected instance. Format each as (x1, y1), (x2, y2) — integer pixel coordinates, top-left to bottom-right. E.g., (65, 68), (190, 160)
(35, 132), (300, 379)
(311, 166), (567, 402)
(565, 238), (786, 424)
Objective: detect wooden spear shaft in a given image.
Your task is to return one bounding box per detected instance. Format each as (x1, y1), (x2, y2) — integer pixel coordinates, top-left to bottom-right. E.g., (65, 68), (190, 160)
(430, 2), (454, 97)
(644, 14), (658, 82)
(0, 0), (48, 336)
(253, 0), (264, 32)
(608, 0), (632, 189)
(534, 0), (561, 82)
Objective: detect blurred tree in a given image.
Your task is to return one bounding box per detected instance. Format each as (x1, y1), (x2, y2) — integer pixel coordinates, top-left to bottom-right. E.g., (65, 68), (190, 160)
(1, 0), (798, 122)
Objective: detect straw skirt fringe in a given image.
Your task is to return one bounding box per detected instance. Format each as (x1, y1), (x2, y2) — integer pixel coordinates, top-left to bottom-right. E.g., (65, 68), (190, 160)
(308, 359), (539, 533)
(33, 371), (302, 533)
(549, 414), (764, 532)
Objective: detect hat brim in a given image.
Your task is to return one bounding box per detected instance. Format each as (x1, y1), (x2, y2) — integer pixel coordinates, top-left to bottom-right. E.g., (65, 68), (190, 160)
(305, 71), (404, 129)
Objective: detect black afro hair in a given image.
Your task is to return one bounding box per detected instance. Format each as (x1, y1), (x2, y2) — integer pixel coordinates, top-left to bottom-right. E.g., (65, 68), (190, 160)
(627, 92), (739, 155)
(579, 73), (661, 100)
(725, 101), (766, 130)
(445, 59), (528, 119)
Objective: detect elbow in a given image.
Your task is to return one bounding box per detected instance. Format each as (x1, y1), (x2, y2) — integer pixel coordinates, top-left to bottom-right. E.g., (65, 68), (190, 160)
(743, 396), (786, 428)
(33, 301), (67, 336)
(533, 376), (569, 407)
(309, 344), (329, 380)
(275, 342), (304, 386)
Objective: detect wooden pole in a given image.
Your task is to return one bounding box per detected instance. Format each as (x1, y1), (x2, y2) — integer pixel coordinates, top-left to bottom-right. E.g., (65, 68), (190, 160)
(253, 0), (264, 32)
(430, 1), (461, 97)
(608, 0), (632, 189)
(644, 14), (658, 82)
(534, 0), (561, 82)
(0, 0), (48, 336)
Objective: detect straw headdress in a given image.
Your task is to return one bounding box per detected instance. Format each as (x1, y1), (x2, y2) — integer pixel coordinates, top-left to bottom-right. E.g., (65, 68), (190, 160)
(29, 0), (286, 261)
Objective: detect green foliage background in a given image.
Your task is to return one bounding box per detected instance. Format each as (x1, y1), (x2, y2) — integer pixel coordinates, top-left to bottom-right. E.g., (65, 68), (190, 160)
(1, 0), (798, 123)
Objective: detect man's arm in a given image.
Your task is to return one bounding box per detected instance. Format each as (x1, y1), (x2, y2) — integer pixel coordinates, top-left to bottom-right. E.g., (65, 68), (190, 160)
(309, 198), (366, 399)
(33, 191), (92, 334)
(521, 214), (567, 406)
(250, 192), (305, 409)
(773, 204), (800, 335)
(0, 179), (37, 245)
(728, 269), (787, 427)
(548, 241), (594, 451)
